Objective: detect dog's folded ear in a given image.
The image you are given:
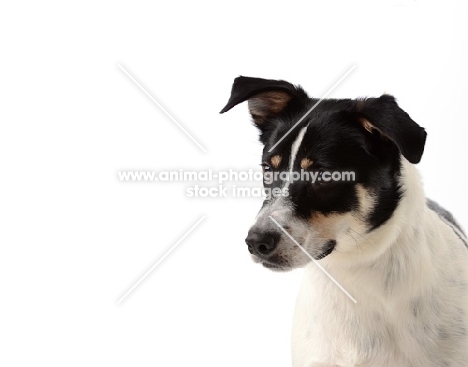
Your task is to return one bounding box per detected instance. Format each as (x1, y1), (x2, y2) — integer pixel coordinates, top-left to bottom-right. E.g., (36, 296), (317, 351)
(354, 95), (427, 164)
(220, 76), (306, 126)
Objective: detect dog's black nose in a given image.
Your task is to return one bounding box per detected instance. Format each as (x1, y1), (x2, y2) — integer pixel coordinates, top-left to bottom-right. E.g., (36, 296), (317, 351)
(245, 229), (280, 256)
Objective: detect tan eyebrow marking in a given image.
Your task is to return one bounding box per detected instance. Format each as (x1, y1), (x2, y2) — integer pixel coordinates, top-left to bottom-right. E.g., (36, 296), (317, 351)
(300, 158), (313, 170)
(270, 155), (282, 168)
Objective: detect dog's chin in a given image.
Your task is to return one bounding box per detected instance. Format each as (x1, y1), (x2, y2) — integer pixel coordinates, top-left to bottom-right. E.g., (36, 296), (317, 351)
(261, 261), (292, 272)
(251, 255), (292, 272)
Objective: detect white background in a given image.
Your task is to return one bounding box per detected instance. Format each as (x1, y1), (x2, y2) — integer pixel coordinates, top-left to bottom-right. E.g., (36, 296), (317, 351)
(1, 1), (468, 366)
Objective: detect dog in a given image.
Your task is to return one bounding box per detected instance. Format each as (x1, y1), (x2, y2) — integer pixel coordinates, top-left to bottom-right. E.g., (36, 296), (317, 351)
(220, 76), (468, 366)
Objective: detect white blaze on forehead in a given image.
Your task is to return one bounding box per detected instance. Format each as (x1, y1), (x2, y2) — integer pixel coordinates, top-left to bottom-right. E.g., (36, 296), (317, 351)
(252, 126), (308, 227)
(284, 127), (307, 189)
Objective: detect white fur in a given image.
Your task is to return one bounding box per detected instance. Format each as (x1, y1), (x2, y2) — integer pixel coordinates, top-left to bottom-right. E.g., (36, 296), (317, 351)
(252, 127), (308, 227)
(291, 160), (468, 366)
(284, 127), (308, 190)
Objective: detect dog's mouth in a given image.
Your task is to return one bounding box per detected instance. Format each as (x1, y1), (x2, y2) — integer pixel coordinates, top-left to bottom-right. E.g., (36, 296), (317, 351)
(253, 239), (336, 270)
(314, 240), (337, 260)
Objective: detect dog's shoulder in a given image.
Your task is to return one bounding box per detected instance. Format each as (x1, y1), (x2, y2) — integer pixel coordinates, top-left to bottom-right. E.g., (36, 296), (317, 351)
(427, 198), (465, 235)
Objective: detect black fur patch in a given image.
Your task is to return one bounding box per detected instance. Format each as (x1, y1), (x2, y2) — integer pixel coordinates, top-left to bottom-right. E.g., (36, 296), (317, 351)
(260, 102), (403, 230)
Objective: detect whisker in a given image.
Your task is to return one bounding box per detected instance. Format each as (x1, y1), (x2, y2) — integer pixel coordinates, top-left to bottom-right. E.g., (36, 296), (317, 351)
(347, 230), (358, 246)
(347, 230), (363, 260)
(348, 228), (375, 247)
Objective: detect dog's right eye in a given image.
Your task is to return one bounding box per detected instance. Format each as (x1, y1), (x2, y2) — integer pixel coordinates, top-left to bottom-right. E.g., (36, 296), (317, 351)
(261, 163), (271, 173)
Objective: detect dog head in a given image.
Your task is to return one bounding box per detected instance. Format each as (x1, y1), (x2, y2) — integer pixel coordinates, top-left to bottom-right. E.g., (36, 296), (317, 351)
(220, 76), (426, 271)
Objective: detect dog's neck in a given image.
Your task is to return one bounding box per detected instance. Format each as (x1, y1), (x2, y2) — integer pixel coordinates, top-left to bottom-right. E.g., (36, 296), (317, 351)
(369, 157), (427, 252)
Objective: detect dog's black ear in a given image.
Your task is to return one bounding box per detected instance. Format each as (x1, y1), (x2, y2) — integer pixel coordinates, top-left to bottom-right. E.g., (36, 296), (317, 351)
(219, 76), (305, 126)
(354, 95), (427, 164)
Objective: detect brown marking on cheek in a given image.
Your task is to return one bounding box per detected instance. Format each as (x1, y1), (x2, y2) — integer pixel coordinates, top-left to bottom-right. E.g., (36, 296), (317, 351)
(355, 184), (375, 216)
(310, 212), (342, 239)
(300, 158), (313, 170)
(270, 155), (282, 168)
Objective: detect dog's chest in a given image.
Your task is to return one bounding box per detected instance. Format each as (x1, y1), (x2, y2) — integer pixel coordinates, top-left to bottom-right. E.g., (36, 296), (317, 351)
(291, 261), (468, 367)
(291, 272), (400, 366)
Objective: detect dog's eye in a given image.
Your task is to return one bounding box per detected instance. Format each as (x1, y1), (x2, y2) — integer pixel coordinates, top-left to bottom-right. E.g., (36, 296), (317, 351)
(261, 163), (271, 173)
